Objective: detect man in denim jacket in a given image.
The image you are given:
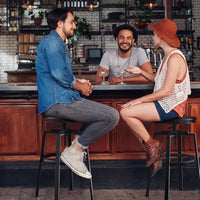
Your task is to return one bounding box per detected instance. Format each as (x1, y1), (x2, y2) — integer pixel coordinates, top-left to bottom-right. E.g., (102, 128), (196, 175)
(36, 8), (119, 179)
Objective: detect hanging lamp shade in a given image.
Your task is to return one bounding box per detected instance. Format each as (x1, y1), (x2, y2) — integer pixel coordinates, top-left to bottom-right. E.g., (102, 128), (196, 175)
(85, 0), (98, 11)
(22, 0), (38, 12)
(144, 0), (157, 9)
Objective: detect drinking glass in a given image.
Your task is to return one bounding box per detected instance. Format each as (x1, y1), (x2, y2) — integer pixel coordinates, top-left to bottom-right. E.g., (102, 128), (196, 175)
(99, 71), (109, 85)
(118, 71), (126, 85)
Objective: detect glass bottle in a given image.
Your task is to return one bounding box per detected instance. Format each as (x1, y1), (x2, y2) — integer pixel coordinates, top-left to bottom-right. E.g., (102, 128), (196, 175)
(57, 0), (62, 8)
(9, 22), (13, 32)
(13, 22), (17, 32)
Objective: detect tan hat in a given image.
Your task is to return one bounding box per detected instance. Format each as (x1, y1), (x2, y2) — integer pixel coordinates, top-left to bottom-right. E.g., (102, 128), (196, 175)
(147, 18), (180, 48)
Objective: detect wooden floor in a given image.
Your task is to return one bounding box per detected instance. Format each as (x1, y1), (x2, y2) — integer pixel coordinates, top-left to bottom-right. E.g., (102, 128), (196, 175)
(0, 187), (199, 200)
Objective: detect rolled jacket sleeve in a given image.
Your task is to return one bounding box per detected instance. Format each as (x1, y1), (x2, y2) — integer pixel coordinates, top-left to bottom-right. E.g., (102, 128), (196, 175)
(72, 75), (77, 86)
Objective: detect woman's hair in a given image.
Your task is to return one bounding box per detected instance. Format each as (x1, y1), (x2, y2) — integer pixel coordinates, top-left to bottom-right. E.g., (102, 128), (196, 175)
(47, 8), (73, 30)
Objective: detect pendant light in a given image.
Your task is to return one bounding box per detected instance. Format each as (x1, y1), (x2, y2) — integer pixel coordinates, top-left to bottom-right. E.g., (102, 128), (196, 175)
(144, 0), (157, 9)
(85, 0), (98, 11)
(22, 0), (38, 12)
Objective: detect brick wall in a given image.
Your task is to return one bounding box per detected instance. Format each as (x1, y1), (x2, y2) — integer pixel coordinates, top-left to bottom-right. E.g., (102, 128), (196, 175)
(193, 0), (200, 68)
(0, 0), (199, 82)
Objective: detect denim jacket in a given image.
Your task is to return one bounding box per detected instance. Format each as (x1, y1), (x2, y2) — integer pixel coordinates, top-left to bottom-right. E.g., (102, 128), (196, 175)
(36, 30), (82, 114)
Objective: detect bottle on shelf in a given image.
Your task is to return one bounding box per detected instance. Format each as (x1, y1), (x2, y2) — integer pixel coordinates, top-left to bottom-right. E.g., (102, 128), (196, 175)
(67, 0), (70, 7)
(180, 35), (185, 50)
(188, 36), (193, 50)
(13, 22), (17, 32)
(8, 22), (13, 32)
(57, 0), (62, 8)
(10, 9), (15, 17)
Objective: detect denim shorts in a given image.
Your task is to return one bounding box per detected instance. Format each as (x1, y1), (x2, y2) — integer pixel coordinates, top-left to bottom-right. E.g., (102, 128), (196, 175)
(154, 101), (178, 121)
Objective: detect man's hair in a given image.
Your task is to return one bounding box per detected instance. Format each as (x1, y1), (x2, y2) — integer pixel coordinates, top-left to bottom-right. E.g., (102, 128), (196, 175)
(47, 8), (73, 30)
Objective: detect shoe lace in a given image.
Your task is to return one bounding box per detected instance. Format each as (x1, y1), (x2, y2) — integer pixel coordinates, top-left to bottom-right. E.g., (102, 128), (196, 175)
(79, 151), (87, 165)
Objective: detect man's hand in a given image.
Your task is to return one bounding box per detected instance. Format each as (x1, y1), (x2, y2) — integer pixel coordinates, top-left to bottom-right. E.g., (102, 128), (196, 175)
(96, 66), (109, 85)
(109, 77), (121, 83)
(73, 79), (93, 96)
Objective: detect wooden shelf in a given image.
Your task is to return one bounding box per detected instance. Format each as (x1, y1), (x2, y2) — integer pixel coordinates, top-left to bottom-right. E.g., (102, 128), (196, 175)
(101, 4), (126, 8)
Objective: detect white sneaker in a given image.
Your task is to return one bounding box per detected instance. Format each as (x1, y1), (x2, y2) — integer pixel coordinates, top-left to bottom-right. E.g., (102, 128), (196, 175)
(61, 146), (92, 179)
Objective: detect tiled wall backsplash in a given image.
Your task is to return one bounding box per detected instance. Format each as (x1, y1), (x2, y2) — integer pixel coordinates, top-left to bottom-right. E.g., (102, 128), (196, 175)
(0, 35), (18, 82)
(0, 0), (200, 82)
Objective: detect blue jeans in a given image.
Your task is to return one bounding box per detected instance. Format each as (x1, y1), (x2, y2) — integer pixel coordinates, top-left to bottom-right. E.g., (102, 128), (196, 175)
(44, 98), (119, 149)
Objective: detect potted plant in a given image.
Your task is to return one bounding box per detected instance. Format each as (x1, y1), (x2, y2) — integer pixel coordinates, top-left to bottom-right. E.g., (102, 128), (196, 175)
(134, 0), (152, 30)
(29, 10), (47, 26)
(72, 16), (91, 63)
(73, 16), (91, 42)
(0, 18), (5, 27)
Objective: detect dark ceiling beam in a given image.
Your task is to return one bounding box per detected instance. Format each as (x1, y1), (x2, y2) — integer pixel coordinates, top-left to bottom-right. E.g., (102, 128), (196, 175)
(165, 0), (173, 19)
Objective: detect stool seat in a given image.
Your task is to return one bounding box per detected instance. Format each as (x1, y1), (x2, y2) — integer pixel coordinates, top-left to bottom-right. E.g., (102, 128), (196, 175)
(156, 116), (196, 125)
(42, 116), (77, 123)
(146, 116), (200, 200)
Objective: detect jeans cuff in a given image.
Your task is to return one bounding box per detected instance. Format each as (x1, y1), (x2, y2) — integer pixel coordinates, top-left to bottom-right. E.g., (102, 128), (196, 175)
(76, 139), (88, 149)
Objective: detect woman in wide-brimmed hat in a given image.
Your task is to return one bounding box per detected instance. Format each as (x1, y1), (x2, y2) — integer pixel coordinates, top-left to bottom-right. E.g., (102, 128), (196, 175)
(120, 18), (191, 176)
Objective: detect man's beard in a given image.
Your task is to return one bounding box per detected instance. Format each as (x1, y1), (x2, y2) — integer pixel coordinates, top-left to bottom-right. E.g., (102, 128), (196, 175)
(67, 35), (73, 39)
(118, 43), (132, 53)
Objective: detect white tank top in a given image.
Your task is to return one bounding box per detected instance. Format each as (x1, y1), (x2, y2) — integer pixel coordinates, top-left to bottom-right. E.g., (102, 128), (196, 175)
(153, 50), (191, 113)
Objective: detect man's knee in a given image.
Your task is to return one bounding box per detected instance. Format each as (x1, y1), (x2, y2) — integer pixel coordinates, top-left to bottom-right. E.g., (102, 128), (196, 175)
(120, 108), (128, 120)
(107, 107), (120, 126)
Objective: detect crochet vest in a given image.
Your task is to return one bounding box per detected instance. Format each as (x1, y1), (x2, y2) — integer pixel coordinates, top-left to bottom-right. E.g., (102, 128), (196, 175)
(153, 50), (191, 113)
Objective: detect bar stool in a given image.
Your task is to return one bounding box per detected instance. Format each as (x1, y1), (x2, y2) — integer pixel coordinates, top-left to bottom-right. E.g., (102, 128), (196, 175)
(35, 116), (94, 200)
(146, 116), (200, 200)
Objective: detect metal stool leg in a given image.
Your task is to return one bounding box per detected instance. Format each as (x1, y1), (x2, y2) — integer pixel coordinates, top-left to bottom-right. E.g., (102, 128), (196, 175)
(165, 135), (171, 200)
(192, 133), (200, 188)
(55, 133), (61, 200)
(145, 166), (152, 197)
(178, 134), (183, 190)
(86, 148), (94, 200)
(145, 132), (158, 197)
(67, 133), (74, 191)
(35, 132), (47, 197)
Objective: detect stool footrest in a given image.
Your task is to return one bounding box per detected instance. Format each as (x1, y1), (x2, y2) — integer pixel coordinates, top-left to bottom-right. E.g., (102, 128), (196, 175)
(155, 130), (190, 136)
(167, 153), (196, 165)
(43, 153), (57, 163)
(44, 129), (83, 135)
(44, 130), (66, 135)
(66, 129), (83, 135)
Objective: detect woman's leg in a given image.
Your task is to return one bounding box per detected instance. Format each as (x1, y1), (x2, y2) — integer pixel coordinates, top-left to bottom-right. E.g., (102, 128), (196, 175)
(120, 102), (160, 142)
(120, 102), (161, 167)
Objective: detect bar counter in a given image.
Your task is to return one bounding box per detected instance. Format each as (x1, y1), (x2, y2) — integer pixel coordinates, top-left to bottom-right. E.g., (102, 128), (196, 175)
(0, 82), (200, 91)
(0, 82), (200, 161)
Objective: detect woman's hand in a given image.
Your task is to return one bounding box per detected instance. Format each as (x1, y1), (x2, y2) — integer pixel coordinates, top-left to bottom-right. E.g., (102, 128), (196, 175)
(125, 65), (142, 75)
(122, 98), (142, 108)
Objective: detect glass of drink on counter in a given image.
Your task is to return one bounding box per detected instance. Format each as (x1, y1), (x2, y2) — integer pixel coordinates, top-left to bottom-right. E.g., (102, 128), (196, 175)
(118, 71), (126, 85)
(99, 71), (109, 85)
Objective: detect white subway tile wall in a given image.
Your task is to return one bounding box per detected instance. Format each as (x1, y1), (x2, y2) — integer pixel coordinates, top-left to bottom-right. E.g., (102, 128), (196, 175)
(0, 35), (18, 82)
(0, 0), (199, 82)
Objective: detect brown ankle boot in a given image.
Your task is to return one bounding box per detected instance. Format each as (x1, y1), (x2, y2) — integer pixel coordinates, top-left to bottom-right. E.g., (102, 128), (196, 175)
(151, 152), (164, 177)
(144, 137), (162, 167)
